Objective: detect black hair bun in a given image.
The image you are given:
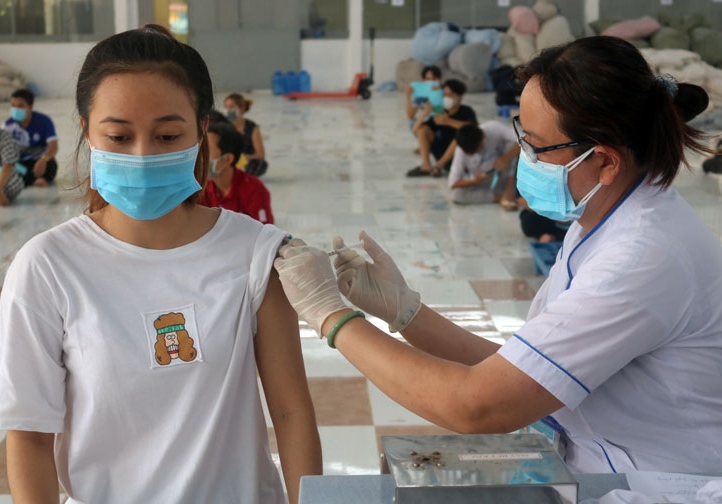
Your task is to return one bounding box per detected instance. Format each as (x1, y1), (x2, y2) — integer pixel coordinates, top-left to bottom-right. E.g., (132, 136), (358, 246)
(675, 83), (709, 122)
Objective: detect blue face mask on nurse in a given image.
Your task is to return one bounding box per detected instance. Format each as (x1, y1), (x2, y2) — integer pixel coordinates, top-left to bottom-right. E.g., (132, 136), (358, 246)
(513, 114), (601, 222)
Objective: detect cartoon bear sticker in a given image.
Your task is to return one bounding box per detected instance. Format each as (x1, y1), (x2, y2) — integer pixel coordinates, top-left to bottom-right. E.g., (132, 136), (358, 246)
(153, 312), (198, 366)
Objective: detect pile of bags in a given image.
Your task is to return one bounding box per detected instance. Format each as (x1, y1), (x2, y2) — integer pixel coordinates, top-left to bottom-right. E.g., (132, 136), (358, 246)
(0, 61), (27, 101)
(399, 0), (574, 92)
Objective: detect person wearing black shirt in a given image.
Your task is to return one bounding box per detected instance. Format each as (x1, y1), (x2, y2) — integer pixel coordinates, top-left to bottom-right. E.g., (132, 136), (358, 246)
(407, 79), (478, 177)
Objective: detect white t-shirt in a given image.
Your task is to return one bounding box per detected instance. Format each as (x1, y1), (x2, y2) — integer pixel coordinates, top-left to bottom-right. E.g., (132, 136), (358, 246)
(499, 181), (722, 474)
(448, 120), (517, 187)
(0, 210), (288, 503)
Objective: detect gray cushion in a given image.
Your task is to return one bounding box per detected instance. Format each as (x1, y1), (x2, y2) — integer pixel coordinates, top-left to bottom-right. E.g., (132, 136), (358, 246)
(690, 27), (722, 67)
(447, 43), (493, 80)
(650, 26), (690, 50)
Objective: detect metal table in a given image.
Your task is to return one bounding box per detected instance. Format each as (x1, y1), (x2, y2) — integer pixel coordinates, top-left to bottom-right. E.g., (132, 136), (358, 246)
(299, 473), (630, 503)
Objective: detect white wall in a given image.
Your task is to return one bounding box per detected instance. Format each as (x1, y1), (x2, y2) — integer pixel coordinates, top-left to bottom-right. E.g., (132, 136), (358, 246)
(0, 0), (603, 97)
(301, 40), (350, 91)
(301, 38), (412, 91)
(0, 42), (94, 97)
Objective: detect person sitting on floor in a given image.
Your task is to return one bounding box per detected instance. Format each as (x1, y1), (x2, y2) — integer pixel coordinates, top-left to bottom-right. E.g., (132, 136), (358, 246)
(199, 121), (274, 224)
(702, 138), (722, 174)
(518, 195), (570, 243)
(223, 93), (268, 177)
(404, 65), (442, 131)
(0, 129), (23, 206)
(3, 88), (59, 187)
(448, 122), (520, 210)
(407, 79), (477, 177)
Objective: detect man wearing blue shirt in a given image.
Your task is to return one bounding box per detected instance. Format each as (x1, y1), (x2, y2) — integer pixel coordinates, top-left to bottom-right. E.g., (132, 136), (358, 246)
(4, 88), (58, 187)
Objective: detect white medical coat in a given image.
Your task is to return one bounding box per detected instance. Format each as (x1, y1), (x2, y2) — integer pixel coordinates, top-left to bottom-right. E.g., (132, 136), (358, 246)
(499, 181), (722, 473)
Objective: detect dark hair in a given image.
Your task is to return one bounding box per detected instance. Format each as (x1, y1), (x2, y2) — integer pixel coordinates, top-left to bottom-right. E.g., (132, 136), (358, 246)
(208, 109), (232, 125)
(208, 122), (247, 165)
(75, 24), (214, 212)
(421, 65), (442, 80)
(225, 92), (253, 113)
(456, 124), (485, 155)
(11, 88), (34, 106)
(443, 79), (467, 96)
(515, 36), (710, 188)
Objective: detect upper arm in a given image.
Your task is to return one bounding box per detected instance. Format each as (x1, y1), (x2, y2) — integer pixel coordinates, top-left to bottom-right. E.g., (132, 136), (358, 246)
(251, 127), (264, 158)
(254, 269), (313, 422)
(448, 148), (465, 186)
(461, 353), (563, 433)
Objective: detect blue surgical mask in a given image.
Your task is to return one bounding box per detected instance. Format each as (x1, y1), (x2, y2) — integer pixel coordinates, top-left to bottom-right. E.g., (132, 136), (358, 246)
(90, 143), (201, 220)
(10, 107), (26, 122)
(516, 147), (600, 222)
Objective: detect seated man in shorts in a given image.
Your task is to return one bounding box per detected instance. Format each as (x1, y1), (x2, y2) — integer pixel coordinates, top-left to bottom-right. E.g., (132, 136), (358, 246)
(3, 88), (58, 187)
(407, 79), (477, 177)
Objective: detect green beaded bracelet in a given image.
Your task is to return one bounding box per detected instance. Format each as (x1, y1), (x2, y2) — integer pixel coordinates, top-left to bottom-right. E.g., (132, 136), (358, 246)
(327, 310), (365, 349)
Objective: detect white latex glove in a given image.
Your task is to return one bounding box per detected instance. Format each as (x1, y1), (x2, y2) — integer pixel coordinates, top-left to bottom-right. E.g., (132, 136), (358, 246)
(333, 231), (421, 332)
(274, 239), (348, 337)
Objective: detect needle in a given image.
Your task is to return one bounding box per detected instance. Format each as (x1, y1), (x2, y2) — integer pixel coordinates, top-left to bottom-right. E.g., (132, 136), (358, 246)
(327, 240), (364, 256)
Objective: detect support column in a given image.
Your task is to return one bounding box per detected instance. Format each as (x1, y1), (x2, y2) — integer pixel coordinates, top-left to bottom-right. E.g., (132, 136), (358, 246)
(346, 0), (363, 86)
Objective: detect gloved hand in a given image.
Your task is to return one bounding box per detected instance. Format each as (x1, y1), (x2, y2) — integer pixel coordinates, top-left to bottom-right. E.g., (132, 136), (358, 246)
(333, 231), (421, 332)
(274, 239), (349, 337)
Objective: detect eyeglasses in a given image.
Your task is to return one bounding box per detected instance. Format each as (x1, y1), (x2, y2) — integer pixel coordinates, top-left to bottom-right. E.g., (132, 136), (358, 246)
(512, 115), (581, 163)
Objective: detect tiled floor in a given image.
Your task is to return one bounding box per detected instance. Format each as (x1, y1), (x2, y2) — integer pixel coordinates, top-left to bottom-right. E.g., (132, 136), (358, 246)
(1, 90), (721, 501)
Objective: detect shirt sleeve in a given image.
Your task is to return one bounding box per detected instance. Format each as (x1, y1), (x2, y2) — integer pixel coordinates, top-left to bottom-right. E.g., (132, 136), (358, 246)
(447, 146), (467, 187)
(498, 236), (695, 409)
(248, 222), (288, 317)
(43, 114), (58, 143)
(241, 177), (274, 224)
(457, 105), (478, 125)
(0, 130), (19, 164)
(0, 239), (67, 432)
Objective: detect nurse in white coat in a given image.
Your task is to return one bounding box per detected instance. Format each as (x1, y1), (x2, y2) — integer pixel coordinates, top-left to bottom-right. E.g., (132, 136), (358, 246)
(275, 36), (722, 474)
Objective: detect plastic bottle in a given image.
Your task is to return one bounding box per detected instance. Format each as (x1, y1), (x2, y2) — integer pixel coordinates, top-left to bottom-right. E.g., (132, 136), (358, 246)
(299, 70), (311, 93)
(284, 70), (297, 94)
(271, 71), (285, 95)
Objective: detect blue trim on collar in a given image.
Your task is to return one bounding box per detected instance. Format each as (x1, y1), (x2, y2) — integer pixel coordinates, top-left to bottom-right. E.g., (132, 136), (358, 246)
(511, 333), (590, 394)
(594, 441), (618, 473)
(565, 176), (646, 289)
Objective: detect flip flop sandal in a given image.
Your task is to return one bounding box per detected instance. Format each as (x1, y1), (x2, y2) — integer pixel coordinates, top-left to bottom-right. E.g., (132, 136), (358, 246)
(499, 199), (519, 211)
(406, 166), (432, 177)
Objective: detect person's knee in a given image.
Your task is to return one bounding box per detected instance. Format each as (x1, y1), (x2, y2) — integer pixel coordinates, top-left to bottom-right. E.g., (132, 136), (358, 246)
(419, 126), (433, 142)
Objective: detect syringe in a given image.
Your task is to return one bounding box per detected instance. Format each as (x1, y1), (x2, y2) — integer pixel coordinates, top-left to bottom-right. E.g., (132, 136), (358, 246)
(327, 240), (364, 256)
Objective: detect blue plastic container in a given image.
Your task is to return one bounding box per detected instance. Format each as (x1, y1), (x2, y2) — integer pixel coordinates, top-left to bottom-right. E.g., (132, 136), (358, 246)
(271, 71), (285, 95)
(298, 70), (311, 93)
(299, 70), (311, 93)
(284, 70), (298, 94)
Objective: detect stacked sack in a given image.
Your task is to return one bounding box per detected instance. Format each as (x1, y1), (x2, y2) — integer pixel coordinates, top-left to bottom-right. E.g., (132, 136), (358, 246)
(404, 22), (498, 92)
(588, 12), (722, 111)
(397, 1), (573, 92)
(591, 13), (722, 69)
(0, 61), (27, 101)
(497, 0), (575, 67)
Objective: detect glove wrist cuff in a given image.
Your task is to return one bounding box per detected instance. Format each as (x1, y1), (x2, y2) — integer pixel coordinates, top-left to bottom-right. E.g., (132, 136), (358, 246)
(388, 289), (421, 333)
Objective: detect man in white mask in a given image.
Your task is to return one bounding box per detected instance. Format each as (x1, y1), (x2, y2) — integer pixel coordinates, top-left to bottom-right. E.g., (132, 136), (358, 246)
(407, 79), (478, 178)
